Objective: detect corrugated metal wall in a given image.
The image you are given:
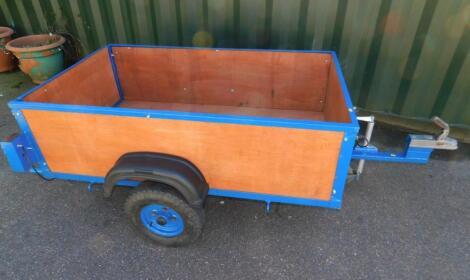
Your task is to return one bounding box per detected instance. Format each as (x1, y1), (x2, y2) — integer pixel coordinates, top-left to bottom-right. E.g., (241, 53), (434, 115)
(0, 0), (468, 126)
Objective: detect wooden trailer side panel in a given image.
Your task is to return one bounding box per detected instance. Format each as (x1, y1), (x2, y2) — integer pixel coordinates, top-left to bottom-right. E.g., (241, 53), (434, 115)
(22, 110), (344, 201)
(23, 48), (120, 106)
(113, 47), (331, 112)
(323, 61), (351, 123)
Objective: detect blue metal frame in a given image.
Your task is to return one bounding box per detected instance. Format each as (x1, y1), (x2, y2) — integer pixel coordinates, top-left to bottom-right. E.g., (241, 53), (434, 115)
(2, 44), (366, 210)
(328, 52), (359, 205)
(107, 45), (125, 106)
(6, 109), (53, 178)
(9, 101), (357, 132)
(352, 135), (433, 164)
(0, 134), (31, 172)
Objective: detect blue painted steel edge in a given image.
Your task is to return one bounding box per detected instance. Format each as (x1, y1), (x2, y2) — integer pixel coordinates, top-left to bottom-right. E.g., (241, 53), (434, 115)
(107, 45), (125, 105)
(20, 166), (344, 209)
(331, 51), (359, 128)
(327, 53), (359, 207)
(351, 136), (433, 164)
(208, 189), (341, 209)
(9, 100), (358, 133)
(108, 43), (335, 54)
(330, 131), (357, 205)
(5, 165), (341, 209)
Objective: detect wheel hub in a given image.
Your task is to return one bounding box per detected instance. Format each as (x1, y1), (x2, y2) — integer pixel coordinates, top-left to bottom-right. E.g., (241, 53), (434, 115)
(157, 217), (167, 226)
(140, 204), (184, 237)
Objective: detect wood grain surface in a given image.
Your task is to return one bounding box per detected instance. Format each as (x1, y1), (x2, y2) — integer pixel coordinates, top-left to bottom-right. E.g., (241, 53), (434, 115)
(113, 47), (331, 112)
(24, 48), (119, 106)
(23, 109), (343, 200)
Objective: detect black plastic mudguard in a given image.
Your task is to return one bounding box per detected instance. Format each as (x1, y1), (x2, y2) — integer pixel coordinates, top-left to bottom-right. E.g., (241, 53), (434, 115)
(103, 152), (208, 207)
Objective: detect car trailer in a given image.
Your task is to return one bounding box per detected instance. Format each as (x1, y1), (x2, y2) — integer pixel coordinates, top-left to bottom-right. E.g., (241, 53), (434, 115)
(1, 45), (458, 246)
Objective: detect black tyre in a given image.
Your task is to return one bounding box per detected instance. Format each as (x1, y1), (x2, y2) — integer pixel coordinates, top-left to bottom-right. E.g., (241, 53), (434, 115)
(125, 190), (204, 246)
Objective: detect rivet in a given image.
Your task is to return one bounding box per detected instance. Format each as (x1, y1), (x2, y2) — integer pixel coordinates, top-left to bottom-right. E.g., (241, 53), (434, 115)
(344, 137), (348, 142)
(146, 114), (150, 118)
(183, 87), (187, 91)
(348, 108), (353, 112)
(230, 89), (235, 93)
(333, 189), (336, 194)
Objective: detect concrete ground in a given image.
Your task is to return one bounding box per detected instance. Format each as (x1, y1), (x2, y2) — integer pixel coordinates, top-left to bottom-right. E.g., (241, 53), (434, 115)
(0, 71), (468, 280)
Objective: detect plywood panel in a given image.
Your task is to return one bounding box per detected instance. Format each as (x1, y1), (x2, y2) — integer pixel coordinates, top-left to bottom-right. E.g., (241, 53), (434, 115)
(24, 48), (120, 106)
(113, 47), (331, 111)
(23, 110), (343, 200)
(120, 100), (325, 121)
(323, 63), (351, 123)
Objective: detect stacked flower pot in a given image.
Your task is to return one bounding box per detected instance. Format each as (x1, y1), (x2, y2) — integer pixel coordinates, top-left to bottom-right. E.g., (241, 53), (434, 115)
(1, 26), (66, 84)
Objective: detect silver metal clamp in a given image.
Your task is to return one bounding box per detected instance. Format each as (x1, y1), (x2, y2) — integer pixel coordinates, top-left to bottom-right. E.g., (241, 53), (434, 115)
(408, 116), (458, 150)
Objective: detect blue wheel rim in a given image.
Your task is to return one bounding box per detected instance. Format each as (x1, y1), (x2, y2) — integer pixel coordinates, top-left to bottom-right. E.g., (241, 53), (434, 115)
(139, 204), (184, 237)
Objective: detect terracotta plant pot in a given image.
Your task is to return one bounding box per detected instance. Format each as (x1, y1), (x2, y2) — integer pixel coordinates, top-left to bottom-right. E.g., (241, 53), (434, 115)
(6, 34), (65, 84)
(0, 27), (16, 72)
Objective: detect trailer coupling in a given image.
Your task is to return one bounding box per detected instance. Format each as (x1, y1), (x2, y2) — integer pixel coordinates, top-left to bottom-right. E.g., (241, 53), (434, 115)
(351, 116), (458, 178)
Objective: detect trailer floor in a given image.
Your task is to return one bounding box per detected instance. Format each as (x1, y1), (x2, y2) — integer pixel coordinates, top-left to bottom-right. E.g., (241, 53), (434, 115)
(0, 71), (469, 280)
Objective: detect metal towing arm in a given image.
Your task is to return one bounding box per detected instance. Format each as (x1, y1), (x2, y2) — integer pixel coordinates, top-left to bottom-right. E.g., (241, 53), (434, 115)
(350, 116), (458, 178)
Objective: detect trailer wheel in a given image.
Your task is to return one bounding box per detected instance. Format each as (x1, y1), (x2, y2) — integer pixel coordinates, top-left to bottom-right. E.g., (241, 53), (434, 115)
(125, 190), (204, 246)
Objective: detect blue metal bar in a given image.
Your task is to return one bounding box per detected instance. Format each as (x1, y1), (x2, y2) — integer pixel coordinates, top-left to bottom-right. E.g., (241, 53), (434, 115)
(208, 189), (341, 209)
(107, 45), (125, 104)
(9, 101), (358, 133)
(0, 158), (342, 208)
(108, 43), (335, 54)
(327, 52), (360, 207)
(351, 143), (432, 164)
(48, 172), (140, 187)
(331, 51), (359, 128)
(330, 130), (357, 204)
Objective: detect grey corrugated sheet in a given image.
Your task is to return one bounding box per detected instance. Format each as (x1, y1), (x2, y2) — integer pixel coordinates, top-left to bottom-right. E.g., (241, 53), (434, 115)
(0, 0), (468, 126)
